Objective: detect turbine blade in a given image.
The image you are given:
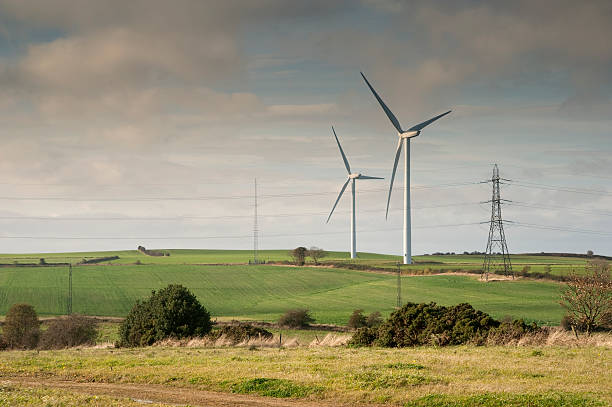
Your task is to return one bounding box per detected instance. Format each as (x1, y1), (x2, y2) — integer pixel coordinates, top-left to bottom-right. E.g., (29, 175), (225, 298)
(326, 178), (350, 223)
(386, 138), (403, 219)
(360, 72), (403, 133)
(408, 110), (451, 132)
(332, 126), (351, 174)
(357, 175), (384, 180)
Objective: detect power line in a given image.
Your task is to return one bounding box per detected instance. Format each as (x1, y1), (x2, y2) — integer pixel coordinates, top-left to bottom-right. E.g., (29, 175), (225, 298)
(0, 180), (486, 203)
(0, 201), (484, 222)
(506, 180), (612, 196)
(506, 221), (612, 236)
(0, 222), (486, 240)
(506, 201), (612, 217)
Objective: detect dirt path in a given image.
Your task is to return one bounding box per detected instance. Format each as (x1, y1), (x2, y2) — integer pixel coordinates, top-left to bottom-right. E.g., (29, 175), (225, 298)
(5, 377), (354, 407)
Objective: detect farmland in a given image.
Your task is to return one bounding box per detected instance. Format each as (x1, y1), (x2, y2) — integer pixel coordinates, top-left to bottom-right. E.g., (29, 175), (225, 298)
(0, 249), (588, 325)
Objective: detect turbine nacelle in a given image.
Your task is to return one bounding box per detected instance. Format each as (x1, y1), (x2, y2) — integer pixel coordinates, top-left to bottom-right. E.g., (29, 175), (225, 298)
(400, 130), (420, 139)
(349, 173), (362, 179)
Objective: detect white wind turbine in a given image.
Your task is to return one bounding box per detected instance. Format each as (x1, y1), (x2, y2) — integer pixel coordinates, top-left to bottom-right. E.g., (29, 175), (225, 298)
(361, 72), (451, 264)
(327, 126), (383, 259)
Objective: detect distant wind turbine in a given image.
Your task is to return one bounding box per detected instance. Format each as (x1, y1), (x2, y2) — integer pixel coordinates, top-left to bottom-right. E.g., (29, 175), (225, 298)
(361, 72), (451, 264)
(327, 126), (383, 259)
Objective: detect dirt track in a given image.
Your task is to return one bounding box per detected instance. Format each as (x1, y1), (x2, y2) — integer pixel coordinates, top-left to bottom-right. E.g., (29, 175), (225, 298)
(5, 377), (353, 407)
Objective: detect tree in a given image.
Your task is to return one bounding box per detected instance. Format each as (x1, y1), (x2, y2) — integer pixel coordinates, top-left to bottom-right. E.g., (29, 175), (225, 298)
(289, 247), (307, 266)
(347, 309), (367, 329)
(3, 303), (40, 349)
(587, 250), (594, 258)
(307, 247), (327, 265)
(39, 315), (98, 349)
(560, 260), (612, 335)
(117, 284), (212, 347)
(278, 309), (315, 328)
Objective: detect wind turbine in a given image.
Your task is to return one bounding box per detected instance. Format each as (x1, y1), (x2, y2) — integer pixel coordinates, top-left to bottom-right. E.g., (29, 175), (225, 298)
(327, 126), (383, 259)
(361, 72), (451, 264)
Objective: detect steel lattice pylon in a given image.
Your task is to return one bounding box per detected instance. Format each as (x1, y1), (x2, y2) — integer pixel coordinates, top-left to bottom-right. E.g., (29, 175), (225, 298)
(483, 164), (513, 280)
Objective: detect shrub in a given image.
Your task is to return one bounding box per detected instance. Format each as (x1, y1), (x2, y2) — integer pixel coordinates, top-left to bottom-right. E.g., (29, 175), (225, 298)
(212, 323), (272, 343)
(347, 309), (367, 329)
(3, 303), (40, 349)
(39, 315), (98, 349)
(350, 302), (503, 347)
(366, 311), (383, 327)
(278, 309), (314, 328)
(560, 260), (612, 335)
(307, 247), (327, 265)
(348, 326), (378, 347)
(117, 284), (212, 347)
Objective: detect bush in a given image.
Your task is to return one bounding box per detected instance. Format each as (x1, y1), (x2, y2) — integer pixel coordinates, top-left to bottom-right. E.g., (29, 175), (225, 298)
(3, 303), (40, 349)
(117, 284), (212, 347)
(350, 302), (502, 347)
(278, 309), (314, 328)
(212, 323), (272, 343)
(560, 260), (611, 335)
(307, 247), (327, 265)
(348, 326), (378, 347)
(366, 311), (383, 327)
(39, 315), (98, 349)
(347, 309), (367, 329)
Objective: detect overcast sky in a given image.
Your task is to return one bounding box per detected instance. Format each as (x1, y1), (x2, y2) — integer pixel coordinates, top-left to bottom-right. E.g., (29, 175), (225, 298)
(0, 0), (611, 256)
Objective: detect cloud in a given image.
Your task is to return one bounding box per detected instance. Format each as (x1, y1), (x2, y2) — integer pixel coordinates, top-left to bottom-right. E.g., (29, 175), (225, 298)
(312, 0), (612, 116)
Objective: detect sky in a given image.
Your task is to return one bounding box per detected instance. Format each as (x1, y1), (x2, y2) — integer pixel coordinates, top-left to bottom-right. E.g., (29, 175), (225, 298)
(0, 0), (611, 256)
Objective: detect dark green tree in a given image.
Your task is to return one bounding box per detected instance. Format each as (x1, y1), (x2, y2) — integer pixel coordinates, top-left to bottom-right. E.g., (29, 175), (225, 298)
(117, 284), (212, 347)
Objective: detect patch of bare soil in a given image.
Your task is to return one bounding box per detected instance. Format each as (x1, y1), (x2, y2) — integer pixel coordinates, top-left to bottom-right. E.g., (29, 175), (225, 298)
(5, 377), (357, 407)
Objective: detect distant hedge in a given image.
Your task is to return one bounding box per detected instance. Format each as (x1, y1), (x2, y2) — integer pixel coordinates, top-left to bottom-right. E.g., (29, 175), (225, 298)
(349, 302), (539, 347)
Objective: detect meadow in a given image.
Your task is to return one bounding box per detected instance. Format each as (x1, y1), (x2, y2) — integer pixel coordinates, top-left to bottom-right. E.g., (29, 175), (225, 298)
(1, 262), (565, 325)
(0, 345), (610, 406)
(0, 248), (592, 276)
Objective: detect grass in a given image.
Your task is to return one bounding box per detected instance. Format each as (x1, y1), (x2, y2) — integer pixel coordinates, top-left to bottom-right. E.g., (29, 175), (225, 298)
(0, 249), (593, 276)
(0, 264), (566, 325)
(0, 385), (171, 406)
(0, 345), (609, 405)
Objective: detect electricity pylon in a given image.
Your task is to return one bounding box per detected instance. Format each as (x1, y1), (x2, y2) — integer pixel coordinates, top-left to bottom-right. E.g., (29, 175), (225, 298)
(483, 164), (512, 280)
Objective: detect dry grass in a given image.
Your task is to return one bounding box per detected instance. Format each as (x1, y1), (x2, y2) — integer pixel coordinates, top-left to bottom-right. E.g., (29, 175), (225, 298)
(0, 342), (609, 405)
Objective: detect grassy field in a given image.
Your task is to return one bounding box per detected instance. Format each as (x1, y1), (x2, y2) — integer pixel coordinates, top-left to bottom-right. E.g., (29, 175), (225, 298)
(0, 249), (593, 276)
(0, 263), (565, 325)
(0, 345), (609, 406)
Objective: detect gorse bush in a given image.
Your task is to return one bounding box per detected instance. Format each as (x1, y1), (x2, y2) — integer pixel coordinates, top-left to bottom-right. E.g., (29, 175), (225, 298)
(212, 323), (273, 343)
(3, 303), (40, 349)
(347, 309), (383, 329)
(278, 309), (314, 328)
(117, 284), (211, 347)
(350, 302), (515, 347)
(39, 315), (98, 349)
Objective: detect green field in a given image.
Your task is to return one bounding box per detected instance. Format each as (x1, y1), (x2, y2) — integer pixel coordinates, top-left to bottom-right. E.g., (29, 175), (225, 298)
(0, 249), (592, 276)
(0, 262), (565, 325)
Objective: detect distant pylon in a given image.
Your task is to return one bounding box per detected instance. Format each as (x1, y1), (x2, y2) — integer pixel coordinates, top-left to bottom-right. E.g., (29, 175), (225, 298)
(396, 262), (402, 308)
(67, 263), (73, 315)
(483, 164), (513, 280)
(252, 178), (259, 265)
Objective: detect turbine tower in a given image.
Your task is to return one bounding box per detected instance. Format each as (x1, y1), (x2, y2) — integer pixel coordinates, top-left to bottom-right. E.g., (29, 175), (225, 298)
(327, 126), (383, 259)
(361, 72), (451, 264)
